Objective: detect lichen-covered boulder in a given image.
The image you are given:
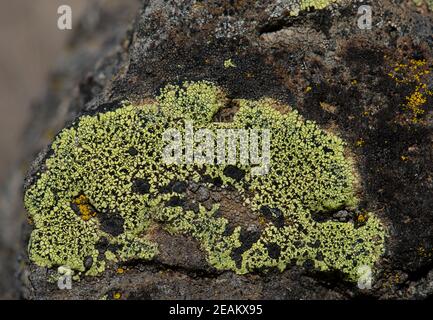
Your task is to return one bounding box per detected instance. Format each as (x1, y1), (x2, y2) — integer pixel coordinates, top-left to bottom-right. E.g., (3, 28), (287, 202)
(24, 81), (384, 282)
(7, 0), (433, 299)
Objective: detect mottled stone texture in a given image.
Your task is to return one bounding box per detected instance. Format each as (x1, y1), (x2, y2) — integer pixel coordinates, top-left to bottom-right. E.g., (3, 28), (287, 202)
(1, 0), (433, 299)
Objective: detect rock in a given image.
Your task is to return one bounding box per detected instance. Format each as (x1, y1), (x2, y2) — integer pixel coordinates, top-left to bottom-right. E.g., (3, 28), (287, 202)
(1, 0), (433, 300)
(211, 192), (222, 202)
(196, 186), (210, 202)
(84, 256), (94, 270)
(334, 210), (352, 222)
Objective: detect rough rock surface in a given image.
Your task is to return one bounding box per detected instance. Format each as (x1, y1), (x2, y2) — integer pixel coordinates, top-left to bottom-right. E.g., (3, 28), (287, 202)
(1, 0), (433, 299)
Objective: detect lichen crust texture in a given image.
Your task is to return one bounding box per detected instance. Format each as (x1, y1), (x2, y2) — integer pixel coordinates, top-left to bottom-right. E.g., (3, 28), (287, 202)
(287, 0), (342, 15)
(24, 81), (385, 281)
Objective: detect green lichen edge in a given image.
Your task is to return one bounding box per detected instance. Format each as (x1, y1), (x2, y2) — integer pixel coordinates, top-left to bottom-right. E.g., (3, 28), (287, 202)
(413, 0), (433, 10)
(290, 0), (341, 16)
(24, 80), (385, 281)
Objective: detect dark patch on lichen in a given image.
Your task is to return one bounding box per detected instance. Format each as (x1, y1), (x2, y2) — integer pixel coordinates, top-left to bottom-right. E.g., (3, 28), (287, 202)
(127, 147), (138, 156)
(259, 206), (285, 227)
(172, 181), (187, 194)
(166, 196), (186, 207)
(223, 165), (246, 181)
(96, 237), (109, 253)
(266, 243), (281, 259)
(132, 178), (150, 194)
(98, 212), (125, 237)
(231, 229), (262, 268)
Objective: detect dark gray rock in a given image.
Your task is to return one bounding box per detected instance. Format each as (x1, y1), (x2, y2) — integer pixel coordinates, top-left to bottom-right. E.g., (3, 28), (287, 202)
(1, 0), (433, 300)
(196, 186), (210, 202)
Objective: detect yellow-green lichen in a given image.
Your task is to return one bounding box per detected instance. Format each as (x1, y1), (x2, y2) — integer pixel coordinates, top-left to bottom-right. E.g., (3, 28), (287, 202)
(414, 0), (433, 10)
(289, 0), (341, 16)
(25, 81), (385, 281)
(300, 0), (340, 10)
(224, 59), (237, 69)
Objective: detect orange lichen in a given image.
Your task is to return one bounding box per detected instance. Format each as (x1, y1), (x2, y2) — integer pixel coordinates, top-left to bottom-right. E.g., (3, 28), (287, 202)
(72, 195), (96, 221)
(355, 138), (365, 147)
(405, 91), (427, 117)
(388, 59), (433, 122)
(356, 212), (368, 224)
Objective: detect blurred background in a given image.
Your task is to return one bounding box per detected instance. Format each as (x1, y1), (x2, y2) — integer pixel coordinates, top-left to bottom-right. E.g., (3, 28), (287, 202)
(0, 0), (140, 299)
(0, 0), (88, 183)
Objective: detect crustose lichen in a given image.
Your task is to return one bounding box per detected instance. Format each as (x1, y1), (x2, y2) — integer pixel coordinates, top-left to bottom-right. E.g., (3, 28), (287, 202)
(24, 81), (385, 281)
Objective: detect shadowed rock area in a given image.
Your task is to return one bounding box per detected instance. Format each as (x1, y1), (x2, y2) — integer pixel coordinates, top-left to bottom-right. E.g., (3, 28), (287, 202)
(1, 0), (433, 299)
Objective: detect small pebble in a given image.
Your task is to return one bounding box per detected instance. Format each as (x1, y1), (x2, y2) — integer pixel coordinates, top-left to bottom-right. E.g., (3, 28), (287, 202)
(196, 186), (210, 202)
(84, 256), (93, 270)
